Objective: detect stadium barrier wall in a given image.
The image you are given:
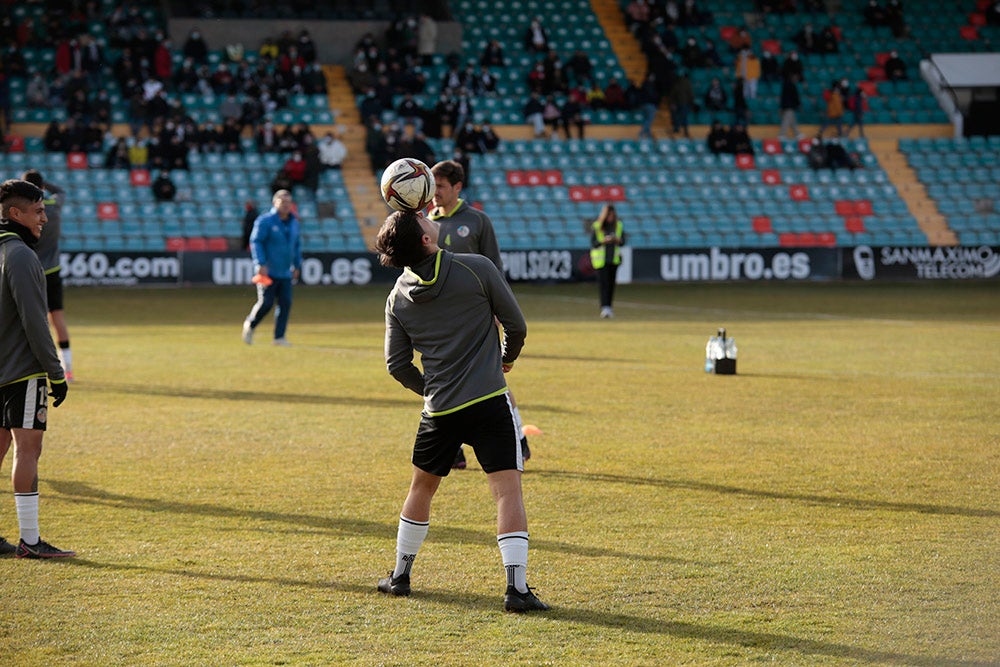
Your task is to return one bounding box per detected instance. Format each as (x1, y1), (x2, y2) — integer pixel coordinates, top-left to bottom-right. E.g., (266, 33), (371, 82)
(56, 246), (1000, 287)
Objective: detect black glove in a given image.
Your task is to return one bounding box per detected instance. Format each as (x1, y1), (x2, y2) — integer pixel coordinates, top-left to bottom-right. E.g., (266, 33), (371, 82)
(49, 378), (68, 407)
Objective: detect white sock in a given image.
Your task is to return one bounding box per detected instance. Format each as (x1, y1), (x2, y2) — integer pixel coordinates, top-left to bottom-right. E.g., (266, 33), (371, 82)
(59, 347), (73, 372)
(498, 531), (529, 593)
(15, 492), (40, 545)
(393, 515), (429, 578)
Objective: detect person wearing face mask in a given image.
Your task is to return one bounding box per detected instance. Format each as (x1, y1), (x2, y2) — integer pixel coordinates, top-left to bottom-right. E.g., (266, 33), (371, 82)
(781, 50), (805, 84)
(183, 28), (208, 65)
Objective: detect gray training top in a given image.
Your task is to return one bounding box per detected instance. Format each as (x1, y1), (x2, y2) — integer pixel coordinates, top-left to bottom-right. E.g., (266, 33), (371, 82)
(0, 226), (65, 386)
(384, 250), (526, 417)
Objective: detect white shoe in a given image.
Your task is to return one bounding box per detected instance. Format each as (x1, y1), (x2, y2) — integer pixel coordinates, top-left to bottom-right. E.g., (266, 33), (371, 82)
(272, 338), (292, 347)
(600, 307), (614, 319)
(242, 321), (253, 345)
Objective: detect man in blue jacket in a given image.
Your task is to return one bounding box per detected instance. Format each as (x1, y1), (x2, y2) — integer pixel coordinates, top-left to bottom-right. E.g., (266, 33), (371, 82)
(242, 190), (302, 347)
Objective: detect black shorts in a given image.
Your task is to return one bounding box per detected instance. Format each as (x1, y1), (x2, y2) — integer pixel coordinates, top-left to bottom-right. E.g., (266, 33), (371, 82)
(0, 377), (49, 431)
(46, 271), (64, 312)
(412, 394), (523, 476)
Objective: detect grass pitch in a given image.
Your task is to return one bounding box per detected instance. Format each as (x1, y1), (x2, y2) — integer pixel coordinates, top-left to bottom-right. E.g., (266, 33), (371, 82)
(1, 281), (998, 666)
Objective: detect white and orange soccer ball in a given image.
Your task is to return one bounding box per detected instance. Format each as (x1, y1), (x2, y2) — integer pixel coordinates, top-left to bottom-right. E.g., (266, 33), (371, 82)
(380, 157), (436, 212)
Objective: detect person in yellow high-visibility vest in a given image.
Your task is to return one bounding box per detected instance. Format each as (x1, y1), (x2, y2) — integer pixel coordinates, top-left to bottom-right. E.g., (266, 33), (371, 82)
(590, 204), (626, 319)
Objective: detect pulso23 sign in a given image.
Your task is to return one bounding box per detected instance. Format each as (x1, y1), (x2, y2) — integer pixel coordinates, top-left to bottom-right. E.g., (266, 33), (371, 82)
(501, 250), (573, 281)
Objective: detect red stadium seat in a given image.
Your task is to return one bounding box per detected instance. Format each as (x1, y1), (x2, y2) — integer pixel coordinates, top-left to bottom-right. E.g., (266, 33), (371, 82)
(97, 202), (119, 220)
(797, 232), (818, 246)
(844, 217), (866, 233)
(969, 13), (986, 26)
(762, 169), (782, 184)
(543, 170), (563, 185)
(130, 169), (151, 186)
(736, 154), (755, 169)
(719, 26), (737, 41)
(185, 237), (207, 251)
(506, 170), (525, 186)
(835, 200), (857, 216)
(789, 185), (809, 201)
(761, 39), (782, 55)
(67, 152), (88, 169)
(858, 81), (878, 97)
(4, 135), (24, 152)
(875, 52), (890, 67)
(817, 232), (837, 247)
(798, 138), (813, 153)
(165, 237), (185, 251)
(205, 237), (228, 251)
(867, 66), (886, 82)
(524, 170), (543, 186)
(960, 25), (979, 40)
(856, 199), (873, 216)
(762, 138), (782, 154)
(752, 216), (773, 233)
(778, 233), (798, 246)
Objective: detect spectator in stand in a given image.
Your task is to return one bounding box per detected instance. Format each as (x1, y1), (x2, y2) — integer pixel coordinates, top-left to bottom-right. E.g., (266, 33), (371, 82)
(864, 0), (887, 27)
(825, 138), (857, 170)
(241, 200), (259, 251)
(129, 138), (149, 169)
(526, 62), (547, 95)
(779, 75), (802, 139)
(428, 93), (456, 139)
(732, 77), (749, 124)
(318, 131), (347, 170)
(283, 150), (307, 186)
(542, 50), (567, 94)
(542, 95), (562, 138)
(818, 81), (845, 138)
(480, 39), (505, 67)
(707, 120), (730, 155)
(417, 13), (438, 67)
(680, 37), (703, 69)
(565, 50), (594, 88)
(480, 122), (500, 151)
(301, 134), (322, 194)
(846, 85), (867, 138)
(625, 0), (652, 33)
(397, 93), (424, 133)
(453, 89), (474, 133)
(562, 96), (587, 139)
(727, 27), (752, 54)
(703, 76), (728, 113)
(183, 28), (209, 65)
(886, 0), (906, 37)
(668, 69), (694, 138)
(105, 137), (130, 169)
(680, 0), (712, 26)
(92, 90), (112, 127)
(523, 92), (545, 138)
(65, 89), (92, 123)
(701, 38), (723, 68)
(794, 23), (820, 54)
(884, 50), (908, 81)
(26, 71), (50, 108)
(637, 73), (660, 139)
(270, 168), (294, 194)
(735, 49), (761, 100)
(819, 25), (840, 54)
(586, 82), (606, 109)
(760, 51), (780, 90)
(604, 78), (627, 110)
(781, 50), (805, 84)
(524, 17), (549, 53)
(219, 117), (243, 153)
(728, 122), (753, 154)
(806, 136), (828, 169)
(152, 170), (176, 201)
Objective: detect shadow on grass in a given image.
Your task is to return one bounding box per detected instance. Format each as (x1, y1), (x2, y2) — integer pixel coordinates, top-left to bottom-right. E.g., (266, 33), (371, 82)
(80, 382), (581, 416)
(531, 470), (1000, 518)
(58, 558), (990, 667)
(45, 480), (688, 565)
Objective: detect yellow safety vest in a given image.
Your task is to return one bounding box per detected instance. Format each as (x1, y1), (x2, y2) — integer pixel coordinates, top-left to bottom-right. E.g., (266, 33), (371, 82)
(590, 220), (624, 269)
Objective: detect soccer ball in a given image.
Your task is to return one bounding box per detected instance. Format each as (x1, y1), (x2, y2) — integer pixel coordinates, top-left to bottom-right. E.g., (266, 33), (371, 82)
(380, 158), (436, 212)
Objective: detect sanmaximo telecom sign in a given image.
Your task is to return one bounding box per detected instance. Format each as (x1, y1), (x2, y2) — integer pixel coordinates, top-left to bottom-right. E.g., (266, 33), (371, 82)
(845, 246), (1000, 280)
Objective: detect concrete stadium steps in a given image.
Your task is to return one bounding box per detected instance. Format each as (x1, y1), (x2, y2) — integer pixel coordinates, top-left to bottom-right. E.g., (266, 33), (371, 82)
(871, 139), (955, 246)
(590, 0), (647, 84)
(323, 64), (388, 250)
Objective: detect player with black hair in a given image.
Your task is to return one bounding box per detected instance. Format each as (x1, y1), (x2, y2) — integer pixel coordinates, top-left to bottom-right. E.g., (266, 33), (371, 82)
(0, 179), (74, 558)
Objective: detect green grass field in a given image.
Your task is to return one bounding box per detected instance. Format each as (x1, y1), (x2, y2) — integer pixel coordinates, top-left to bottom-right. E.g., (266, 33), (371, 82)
(2, 281), (998, 666)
